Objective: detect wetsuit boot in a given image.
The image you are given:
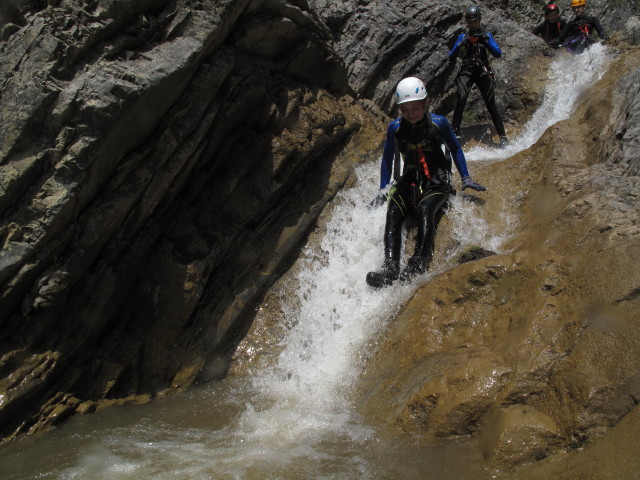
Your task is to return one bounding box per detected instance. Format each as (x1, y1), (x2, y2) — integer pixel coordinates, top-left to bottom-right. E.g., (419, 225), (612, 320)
(366, 258), (400, 288)
(499, 136), (509, 148)
(399, 256), (429, 284)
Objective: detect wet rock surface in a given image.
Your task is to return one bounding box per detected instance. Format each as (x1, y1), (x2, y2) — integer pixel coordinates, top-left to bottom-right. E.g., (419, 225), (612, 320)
(309, 0), (550, 134)
(0, 0), (378, 439)
(354, 47), (640, 475)
(1, 0), (639, 477)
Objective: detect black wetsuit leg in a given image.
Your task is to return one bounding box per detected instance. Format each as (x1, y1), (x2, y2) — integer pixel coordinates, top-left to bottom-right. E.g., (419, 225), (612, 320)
(413, 189), (449, 260)
(384, 190), (411, 261)
(476, 73), (506, 137)
(452, 72), (474, 135)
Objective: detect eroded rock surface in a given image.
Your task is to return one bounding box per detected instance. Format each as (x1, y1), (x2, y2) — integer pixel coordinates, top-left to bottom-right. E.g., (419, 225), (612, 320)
(355, 47), (640, 474)
(0, 0), (381, 439)
(1, 0), (639, 477)
(309, 0), (549, 133)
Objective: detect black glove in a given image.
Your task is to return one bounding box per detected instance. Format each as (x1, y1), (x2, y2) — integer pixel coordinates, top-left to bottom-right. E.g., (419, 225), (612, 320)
(368, 193), (387, 209)
(550, 39), (561, 48)
(461, 176), (487, 192)
(600, 33), (609, 41)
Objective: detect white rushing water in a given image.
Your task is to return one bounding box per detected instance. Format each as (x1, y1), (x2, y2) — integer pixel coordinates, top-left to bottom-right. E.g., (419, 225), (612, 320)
(0, 45), (614, 480)
(466, 42), (613, 162)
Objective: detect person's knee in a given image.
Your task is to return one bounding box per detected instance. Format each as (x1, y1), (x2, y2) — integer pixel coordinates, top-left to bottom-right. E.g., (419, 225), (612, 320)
(419, 194), (447, 215)
(417, 202), (438, 220)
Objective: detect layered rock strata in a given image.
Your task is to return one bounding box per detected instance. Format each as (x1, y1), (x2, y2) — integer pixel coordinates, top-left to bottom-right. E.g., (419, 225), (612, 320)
(0, 0), (382, 439)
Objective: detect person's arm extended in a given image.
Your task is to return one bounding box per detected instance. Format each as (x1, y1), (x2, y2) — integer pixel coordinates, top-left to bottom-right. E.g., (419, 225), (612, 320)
(483, 32), (502, 58)
(532, 22), (545, 37)
(591, 16), (609, 40)
(434, 115), (469, 178)
(434, 115), (486, 191)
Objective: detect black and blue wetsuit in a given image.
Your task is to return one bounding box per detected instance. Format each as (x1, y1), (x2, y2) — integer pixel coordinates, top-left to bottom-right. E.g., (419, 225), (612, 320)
(532, 18), (567, 44)
(448, 30), (506, 139)
(378, 113), (469, 264)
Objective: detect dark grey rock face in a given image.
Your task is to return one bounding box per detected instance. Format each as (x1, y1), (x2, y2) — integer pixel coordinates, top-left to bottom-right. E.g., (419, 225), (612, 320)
(1, 0), (638, 453)
(0, 0), (375, 439)
(309, 0), (551, 141)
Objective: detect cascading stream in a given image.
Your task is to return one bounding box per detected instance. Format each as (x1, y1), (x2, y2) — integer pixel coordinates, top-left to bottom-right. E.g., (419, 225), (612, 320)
(468, 42), (612, 161)
(0, 45), (613, 480)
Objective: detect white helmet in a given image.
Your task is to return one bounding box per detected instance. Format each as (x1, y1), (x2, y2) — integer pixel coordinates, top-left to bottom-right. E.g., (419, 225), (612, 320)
(395, 77), (428, 104)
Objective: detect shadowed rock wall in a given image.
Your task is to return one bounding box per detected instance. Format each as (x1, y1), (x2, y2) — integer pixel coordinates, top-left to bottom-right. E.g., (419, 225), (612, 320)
(1, 5), (639, 480)
(309, 0), (551, 136)
(0, 0), (383, 439)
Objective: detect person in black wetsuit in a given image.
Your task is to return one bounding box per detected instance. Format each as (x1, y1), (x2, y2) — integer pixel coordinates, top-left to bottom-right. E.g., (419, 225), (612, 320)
(532, 3), (566, 46)
(366, 77), (486, 288)
(554, 0), (609, 53)
(449, 5), (508, 148)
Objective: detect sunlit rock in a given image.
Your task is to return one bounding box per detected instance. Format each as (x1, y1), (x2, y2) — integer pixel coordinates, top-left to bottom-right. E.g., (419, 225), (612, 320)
(479, 404), (562, 466)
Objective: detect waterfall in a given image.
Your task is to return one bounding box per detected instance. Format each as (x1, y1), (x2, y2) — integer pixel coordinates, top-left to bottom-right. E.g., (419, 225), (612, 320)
(0, 44), (614, 480)
(467, 42), (613, 161)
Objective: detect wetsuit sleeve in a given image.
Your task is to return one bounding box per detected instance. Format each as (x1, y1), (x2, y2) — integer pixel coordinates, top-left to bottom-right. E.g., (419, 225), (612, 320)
(558, 19), (572, 43)
(379, 121), (398, 189)
(484, 33), (502, 58)
(433, 115), (470, 179)
(591, 17), (608, 39)
(448, 34), (466, 60)
(532, 22), (545, 36)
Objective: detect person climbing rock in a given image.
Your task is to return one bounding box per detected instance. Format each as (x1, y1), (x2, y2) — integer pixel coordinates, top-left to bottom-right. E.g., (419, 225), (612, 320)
(366, 77), (486, 288)
(553, 0), (609, 54)
(532, 3), (567, 46)
(448, 5), (508, 148)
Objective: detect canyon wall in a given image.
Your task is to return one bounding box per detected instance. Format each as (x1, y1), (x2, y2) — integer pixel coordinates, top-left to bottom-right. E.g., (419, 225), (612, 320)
(1, 2), (639, 477)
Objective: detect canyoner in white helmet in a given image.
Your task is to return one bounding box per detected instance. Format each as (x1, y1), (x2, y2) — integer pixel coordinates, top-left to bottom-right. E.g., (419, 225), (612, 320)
(395, 76), (428, 104)
(366, 76), (487, 288)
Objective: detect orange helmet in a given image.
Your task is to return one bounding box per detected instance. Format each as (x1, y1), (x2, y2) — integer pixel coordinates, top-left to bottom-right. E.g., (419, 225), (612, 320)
(570, 0), (586, 7)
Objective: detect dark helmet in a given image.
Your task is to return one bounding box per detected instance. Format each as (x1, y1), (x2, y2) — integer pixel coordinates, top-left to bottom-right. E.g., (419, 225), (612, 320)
(544, 3), (560, 14)
(465, 5), (481, 20)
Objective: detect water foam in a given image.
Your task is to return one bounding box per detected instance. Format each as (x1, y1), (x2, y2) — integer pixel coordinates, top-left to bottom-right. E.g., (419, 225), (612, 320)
(0, 43), (616, 480)
(467, 43), (614, 162)
(228, 44), (616, 469)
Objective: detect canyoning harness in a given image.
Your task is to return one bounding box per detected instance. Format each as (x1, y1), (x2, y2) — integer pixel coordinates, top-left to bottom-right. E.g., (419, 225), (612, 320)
(449, 30), (502, 80)
(564, 32), (594, 53)
(577, 19), (591, 36)
(380, 114), (469, 188)
(385, 115), (454, 210)
(562, 19), (594, 53)
(557, 15), (608, 49)
(462, 35), (492, 74)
